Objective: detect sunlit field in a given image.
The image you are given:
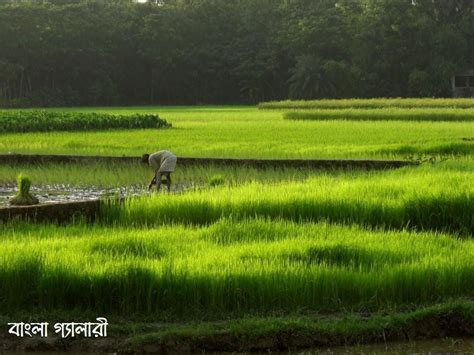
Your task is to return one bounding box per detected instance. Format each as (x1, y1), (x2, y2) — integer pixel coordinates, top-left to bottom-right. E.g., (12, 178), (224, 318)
(1, 100), (473, 350)
(0, 161), (351, 188)
(283, 108), (474, 122)
(1, 219), (473, 318)
(259, 98), (474, 109)
(2, 0), (474, 350)
(0, 106), (472, 159)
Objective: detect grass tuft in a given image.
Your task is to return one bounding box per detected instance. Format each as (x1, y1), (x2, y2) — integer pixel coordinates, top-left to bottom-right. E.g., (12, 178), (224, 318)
(208, 174), (225, 187)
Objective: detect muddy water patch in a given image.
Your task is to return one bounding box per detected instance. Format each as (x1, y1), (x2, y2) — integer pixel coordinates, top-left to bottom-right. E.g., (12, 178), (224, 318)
(0, 183), (191, 206)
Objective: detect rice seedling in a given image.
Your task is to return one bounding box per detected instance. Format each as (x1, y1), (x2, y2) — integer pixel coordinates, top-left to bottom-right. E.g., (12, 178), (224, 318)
(208, 175), (225, 187)
(0, 110), (171, 132)
(0, 219), (472, 318)
(0, 161), (327, 188)
(283, 108), (474, 122)
(259, 98), (474, 110)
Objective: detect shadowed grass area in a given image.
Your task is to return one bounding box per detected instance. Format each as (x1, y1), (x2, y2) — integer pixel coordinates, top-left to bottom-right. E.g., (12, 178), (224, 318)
(1, 301), (473, 352)
(126, 301), (474, 352)
(0, 220), (473, 318)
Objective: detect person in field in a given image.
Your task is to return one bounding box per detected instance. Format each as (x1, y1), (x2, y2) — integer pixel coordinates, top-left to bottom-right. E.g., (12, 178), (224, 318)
(142, 150), (177, 192)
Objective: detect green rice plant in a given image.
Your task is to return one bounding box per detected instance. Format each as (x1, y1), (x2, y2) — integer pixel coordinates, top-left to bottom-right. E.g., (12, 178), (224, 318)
(10, 173), (38, 205)
(101, 160), (473, 235)
(0, 106), (472, 159)
(0, 162), (326, 188)
(283, 108), (474, 122)
(259, 98), (474, 110)
(0, 220), (473, 317)
(18, 173), (31, 195)
(208, 174), (225, 187)
(0, 110), (171, 133)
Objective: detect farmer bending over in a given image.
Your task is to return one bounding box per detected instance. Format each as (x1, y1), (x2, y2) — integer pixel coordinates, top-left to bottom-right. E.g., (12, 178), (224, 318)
(142, 150), (177, 192)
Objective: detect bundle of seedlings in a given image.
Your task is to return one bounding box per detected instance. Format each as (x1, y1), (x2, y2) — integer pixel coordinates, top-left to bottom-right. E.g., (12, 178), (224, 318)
(10, 174), (39, 206)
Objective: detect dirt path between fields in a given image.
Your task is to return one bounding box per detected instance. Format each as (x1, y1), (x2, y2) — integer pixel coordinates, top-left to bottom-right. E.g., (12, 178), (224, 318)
(1, 310), (473, 353)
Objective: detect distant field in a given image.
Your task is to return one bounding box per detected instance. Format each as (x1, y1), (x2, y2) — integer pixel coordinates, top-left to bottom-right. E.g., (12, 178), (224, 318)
(0, 106), (472, 159)
(283, 108), (474, 122)
(259, 98), (474, 110)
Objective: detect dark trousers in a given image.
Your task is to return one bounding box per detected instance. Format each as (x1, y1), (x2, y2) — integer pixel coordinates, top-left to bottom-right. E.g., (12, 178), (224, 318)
(155, 171), (171, 191)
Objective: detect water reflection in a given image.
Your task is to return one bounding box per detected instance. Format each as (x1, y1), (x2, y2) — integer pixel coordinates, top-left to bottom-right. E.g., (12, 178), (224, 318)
(0, 182), (192, 205)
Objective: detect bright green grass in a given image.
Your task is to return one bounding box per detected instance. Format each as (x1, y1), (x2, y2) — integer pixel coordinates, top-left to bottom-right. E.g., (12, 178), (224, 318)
(259, 98), (474, 110)
(0, 161), (151, 187)
(2, 160), (471, 234)
(0, 106), (472, 158)
(283, 108), (474, 122)
(1, 219), (473, 318)
(0, 161), (326, 188)
(102, 159), (473, 234)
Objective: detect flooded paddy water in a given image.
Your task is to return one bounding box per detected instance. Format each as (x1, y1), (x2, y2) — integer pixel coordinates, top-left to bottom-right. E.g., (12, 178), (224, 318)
(0, 182), (192, 206)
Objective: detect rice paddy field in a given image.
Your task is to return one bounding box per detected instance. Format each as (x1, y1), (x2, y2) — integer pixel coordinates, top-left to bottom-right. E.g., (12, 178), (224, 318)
(0, 105), (473, 159)
(259, 97), (474, 109)
(0, 99), (473, 351)
(1, 220), (473, 317)
(283, 108), (474, 122)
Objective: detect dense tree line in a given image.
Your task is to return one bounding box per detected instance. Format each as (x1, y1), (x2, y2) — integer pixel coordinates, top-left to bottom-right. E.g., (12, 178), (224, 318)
(0, 0), (473, 106)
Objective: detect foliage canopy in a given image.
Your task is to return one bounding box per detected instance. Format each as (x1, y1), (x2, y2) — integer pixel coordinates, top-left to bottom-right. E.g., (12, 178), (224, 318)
(0, 0), (473, 106)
